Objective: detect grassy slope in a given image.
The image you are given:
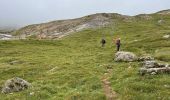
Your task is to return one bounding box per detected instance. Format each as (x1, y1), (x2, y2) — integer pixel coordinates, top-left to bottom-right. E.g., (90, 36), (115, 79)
(0, 14), (170, 100)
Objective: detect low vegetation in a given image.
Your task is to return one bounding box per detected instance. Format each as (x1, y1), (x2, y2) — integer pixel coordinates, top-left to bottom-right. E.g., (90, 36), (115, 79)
(0, 13), (170, 100)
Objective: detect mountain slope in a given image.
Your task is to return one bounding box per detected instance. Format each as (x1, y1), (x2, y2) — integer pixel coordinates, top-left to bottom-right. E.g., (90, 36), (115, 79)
(15, 10), (170, 39)
(14, 13), (129, 39)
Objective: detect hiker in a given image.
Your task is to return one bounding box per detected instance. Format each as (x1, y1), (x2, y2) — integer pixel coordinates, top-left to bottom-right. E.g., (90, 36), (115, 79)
(114, 38), (121, 51)
(101, 38), (106, 47)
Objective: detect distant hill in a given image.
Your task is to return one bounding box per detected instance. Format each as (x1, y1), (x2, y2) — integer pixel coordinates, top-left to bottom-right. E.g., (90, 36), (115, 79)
(156, 9), (170, 15)
(0, 27), (16, 34)
(15, 9), (170, 39)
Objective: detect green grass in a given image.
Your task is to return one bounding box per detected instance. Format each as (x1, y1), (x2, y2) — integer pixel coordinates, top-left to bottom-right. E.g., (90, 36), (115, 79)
(155, 47), (170, 61)
(0, 14), (170, 100)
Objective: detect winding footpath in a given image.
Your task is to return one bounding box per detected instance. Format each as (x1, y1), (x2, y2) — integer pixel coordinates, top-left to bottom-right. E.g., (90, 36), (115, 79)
(101, 68), (117, 100)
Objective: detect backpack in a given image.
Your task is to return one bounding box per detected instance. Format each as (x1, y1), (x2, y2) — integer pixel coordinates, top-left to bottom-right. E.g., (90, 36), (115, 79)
(101, 39), (106, 44)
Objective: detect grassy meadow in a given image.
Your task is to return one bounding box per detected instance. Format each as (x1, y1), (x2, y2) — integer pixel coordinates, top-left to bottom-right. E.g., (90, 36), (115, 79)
(0, 14), (170, 100)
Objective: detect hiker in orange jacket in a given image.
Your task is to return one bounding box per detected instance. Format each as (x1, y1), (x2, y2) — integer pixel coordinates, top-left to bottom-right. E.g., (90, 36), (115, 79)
(113, 38), (121, 51)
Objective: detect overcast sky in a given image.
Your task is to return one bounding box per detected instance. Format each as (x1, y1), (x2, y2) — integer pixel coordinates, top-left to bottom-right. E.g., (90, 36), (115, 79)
(0, 0), (170, 28)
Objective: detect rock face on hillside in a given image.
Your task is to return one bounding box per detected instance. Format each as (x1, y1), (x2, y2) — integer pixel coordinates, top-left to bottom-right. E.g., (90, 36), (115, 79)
(15, 13), (128, 39)
(136, 14), (153, 20)
(1, 77), (31, 94)
(14, 9), (170, 39)
(114, 51), (137, 62)
(0, 34), (13, 40)
(157, 9), (170, 15)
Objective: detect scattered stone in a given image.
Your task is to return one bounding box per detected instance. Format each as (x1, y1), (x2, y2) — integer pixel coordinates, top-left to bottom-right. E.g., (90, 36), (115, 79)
(128, 66), (132, 69)
(9, 93), (13, 95)
(163, 35), (170, 39)
(164, 85), (170, 88)
(158, 20), (165, 24)
(139, 66), (170, 75)
(9, 60), (23, 65)
(138, 56), (154, 61)
(133, 40), (138, 42)
(142, 61), (159, 68)
(1, 77), (31, 94)
(30, 92), (35, 96)
(139, 67), (147, 75)
(151, 72), (157, 75)
(0, 34), (13, 40)
(114, 51), (137, 62)
(139, 60), (170, 75)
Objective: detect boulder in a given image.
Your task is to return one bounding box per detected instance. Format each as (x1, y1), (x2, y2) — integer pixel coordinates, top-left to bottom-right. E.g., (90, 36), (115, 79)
(139, 67), (170, 75)
(114, 51), (137, 62)
(142, 60), (169, 68)
(142, 61), (159, 68)
(1, 77), (31, 94)
(139, 60), (170, 75)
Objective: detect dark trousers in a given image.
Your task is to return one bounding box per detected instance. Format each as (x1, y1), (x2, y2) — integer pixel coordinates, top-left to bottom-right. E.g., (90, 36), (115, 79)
(102, 43), (105, 47)
(116, 44), (120, 51)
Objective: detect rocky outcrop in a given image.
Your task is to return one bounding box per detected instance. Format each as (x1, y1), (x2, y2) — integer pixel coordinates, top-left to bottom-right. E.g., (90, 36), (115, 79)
(114, 51), (137, 62)
(138, 56), (154, 61)
(136, 14), (153, 20)
(157, 9), (170, 15)
(141, 61), (160, 68)
(139, 67), (170, 75)
(139, 61), (170, 75)
(15, 13), (132, 39)
(1, 77), (31, 94)
(0, 34), (13, 40)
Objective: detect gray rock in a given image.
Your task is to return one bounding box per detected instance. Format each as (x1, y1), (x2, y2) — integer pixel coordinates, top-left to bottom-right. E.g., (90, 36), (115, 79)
(1, 77), (31, 94)
(166, 64), (170, 67)
(138, 56), (154, 61)
(158, 20), (165, 24)
(9, 60), (23, 65)
(142, 61), (159, 68)
(151, 72), (157, 75)
(163, 35), (170, 39)
(114, 51), (137, 62)
(139, 67), (147, 75)
(139, 66), (170, 75)
(0, 34), (13, 40)
(158, 63), (166, 67)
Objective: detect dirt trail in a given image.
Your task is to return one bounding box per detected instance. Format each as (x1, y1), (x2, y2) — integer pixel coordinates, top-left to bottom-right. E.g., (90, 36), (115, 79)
(101, 69), (117, 100)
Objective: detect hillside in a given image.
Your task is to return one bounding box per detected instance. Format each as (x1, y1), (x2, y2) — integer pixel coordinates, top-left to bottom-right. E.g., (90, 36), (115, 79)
(14, 13), (129, 39)
(14, 10), (170, 39)
(0, 10), (170, 99)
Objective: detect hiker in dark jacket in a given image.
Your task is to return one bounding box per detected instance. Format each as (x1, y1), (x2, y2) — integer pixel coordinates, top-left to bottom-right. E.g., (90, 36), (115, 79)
(115, 38), (121, 51)
(101, 38), (106, 47)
